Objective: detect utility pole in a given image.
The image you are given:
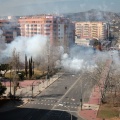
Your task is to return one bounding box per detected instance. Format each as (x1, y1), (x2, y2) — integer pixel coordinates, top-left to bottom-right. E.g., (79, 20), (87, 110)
(80, 77), (83, 110)
(10, 68), (12, 97)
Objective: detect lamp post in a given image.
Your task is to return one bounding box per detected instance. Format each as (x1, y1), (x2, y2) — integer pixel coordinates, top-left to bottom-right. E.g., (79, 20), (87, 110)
(47, 36), (50, 84)
(80, 75), (83, 110)
(31, 80), (36, 98)
(10, 69), (12, 97)
(58, 104), (72, 120)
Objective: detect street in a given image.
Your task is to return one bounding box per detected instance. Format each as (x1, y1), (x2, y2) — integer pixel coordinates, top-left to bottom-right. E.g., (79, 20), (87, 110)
(0, 72), (93, 120)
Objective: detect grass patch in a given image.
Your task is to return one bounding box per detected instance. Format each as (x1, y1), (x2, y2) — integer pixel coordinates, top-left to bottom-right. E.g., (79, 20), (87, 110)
(97, 104), (119, 119)
(5, 69), (46, 80)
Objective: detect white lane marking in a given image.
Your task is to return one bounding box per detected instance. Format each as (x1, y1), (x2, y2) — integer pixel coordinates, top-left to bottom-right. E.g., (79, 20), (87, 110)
(53, 108), (76, 113)
(52, 76), (81, 109)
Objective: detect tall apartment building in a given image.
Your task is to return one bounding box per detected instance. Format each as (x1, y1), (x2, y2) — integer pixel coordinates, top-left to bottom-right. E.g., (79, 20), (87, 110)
(0, 20), (20, 43)
(18, 15), (74, 51)
(75, 22), (109, 46)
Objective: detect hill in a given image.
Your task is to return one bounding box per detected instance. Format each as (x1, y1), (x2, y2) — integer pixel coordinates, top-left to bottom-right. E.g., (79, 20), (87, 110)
(64, 9), (120, 22)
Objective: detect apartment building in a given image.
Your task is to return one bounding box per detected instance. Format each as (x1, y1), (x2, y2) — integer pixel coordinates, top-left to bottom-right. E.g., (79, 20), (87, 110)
(75, 22), (109, 46)
(18, 15), (74, 51)
(0, 20), (20, 43)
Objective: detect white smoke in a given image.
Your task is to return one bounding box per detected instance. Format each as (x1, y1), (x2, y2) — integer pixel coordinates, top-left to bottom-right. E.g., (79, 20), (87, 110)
(0, 29), (6, 52)
(60, 46), (97, 72)
(0, 29), (3, 36)
(1, 35), (47, 62)
(0, 34), (119, 72)
(61, 53), (97, 72)
(60, 45), (120, 73)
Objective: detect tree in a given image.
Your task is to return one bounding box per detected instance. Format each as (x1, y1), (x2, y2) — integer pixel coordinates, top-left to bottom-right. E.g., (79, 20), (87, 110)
(104, 62), (120, 106)
(81, 59), (109, 103)
(29, 57), (33, 78)
(0, 64), (10, 77)
(0, 82), (6, 96)
(25, 54), (28, 77)
(10, 48), (20, 72)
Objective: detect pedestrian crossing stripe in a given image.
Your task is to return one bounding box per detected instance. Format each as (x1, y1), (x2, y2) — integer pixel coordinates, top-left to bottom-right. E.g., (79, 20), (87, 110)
(28, 102), (77, 109)
(29, 101), (79, 105)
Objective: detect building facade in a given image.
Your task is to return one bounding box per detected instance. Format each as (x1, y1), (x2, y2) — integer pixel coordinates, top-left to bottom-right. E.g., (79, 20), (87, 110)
(18, 15), (74, 51)
(75, 22), (109, 46)
(0, 20), (20, 43)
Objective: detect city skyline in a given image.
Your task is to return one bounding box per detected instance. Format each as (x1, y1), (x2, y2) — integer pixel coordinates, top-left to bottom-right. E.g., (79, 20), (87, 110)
(0, 0), (120, 16)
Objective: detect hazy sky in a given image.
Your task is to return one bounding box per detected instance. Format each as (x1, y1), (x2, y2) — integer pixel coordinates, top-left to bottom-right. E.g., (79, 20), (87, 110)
(0, 0), (120, 16)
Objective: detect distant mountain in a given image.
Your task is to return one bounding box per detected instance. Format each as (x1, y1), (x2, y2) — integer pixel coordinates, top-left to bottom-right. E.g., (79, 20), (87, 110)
(64, 9), (120, 22)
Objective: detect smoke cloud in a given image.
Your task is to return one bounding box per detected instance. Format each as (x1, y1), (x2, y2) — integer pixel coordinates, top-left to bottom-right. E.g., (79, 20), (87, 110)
(60, 45), (119, 72)
(0, 35), (47, 62)
(0, 34), (119, 73)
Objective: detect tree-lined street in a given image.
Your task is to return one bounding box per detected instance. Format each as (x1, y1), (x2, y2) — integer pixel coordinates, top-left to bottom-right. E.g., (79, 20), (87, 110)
(0, 72), (94, 120)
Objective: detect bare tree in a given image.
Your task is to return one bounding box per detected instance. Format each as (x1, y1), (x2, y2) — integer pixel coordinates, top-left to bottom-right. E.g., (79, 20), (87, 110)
(82, 59), (111, 103)
(9, 48), (20, 96)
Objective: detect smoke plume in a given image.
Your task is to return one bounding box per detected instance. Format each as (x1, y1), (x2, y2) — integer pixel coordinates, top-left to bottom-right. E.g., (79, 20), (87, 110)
(0, 35), (47, 62)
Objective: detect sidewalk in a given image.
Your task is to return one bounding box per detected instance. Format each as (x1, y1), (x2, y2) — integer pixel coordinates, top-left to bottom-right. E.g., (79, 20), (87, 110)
(79, 60), (112, 120)
(0, 72), (63, 112)
(79, 85), (101, 120)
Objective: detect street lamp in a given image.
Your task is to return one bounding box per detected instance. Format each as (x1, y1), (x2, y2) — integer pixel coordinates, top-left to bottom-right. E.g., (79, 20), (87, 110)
(58, 104), (72, 120)
(31, 80), (36, 98)
(80, 75), (83, 110)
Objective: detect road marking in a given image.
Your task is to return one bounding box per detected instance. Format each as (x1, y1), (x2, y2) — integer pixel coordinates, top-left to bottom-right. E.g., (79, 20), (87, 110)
(53, 108), (76, 113)
(52, 76), (81, 109)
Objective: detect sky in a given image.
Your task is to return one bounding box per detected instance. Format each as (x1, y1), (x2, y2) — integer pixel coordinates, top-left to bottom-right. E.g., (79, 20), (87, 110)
(0, 0), (120, 16)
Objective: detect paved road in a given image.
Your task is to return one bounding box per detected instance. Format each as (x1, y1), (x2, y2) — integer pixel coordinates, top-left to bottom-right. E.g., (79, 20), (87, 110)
(0, 72), (93, 120)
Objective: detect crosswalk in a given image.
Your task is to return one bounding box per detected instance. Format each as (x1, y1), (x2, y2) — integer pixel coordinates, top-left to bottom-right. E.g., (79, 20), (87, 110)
(28, 99), (79, 109)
